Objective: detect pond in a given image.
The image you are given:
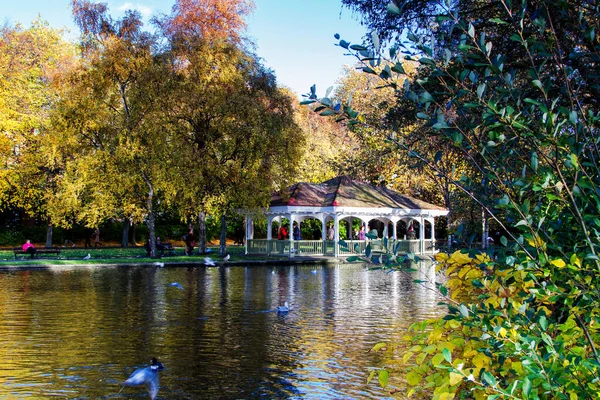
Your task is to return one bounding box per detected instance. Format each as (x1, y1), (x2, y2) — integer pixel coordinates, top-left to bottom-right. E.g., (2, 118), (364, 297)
(0, 262), (443, 399)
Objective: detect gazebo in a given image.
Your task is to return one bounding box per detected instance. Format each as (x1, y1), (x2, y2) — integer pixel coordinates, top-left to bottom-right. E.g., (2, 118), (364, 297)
(244, 176), (449, 257)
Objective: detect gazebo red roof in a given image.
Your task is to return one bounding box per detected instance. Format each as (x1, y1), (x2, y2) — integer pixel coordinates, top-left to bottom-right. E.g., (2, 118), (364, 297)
(270, 176), (446, 211)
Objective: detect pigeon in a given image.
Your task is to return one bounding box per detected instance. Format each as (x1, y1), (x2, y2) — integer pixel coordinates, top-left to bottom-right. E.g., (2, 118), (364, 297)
(203, 257), (215, 266)
(120, 357), (164, 400)
(169, 282), (184, 290)
(277, 302), (290, 313)
(223, 254), (230, 262)
(83, 253), (91, 260)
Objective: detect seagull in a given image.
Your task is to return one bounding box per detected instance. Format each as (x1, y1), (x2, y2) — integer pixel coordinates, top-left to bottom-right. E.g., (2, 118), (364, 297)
(83, 253), (91, 260)
(169, 282), (184, 290)
(120, 357), (164, 400)
(223, 254), (230, 262)
(153, 261), (164, 268)
(203, 257), (215, 266)
(277, 302), (290, 313)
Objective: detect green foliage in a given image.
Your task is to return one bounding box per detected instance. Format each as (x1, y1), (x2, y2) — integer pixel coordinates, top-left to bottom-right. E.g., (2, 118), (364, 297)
(315, 0), (600, 397)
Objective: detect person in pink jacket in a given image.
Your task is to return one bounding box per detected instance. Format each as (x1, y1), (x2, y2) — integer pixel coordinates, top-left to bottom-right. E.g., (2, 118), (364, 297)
(22, 239), (36, 258)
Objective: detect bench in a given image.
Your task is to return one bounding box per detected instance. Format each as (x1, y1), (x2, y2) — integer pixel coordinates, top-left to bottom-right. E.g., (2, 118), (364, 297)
(14, 248), (61, 260)
(161, 243), (175, 256)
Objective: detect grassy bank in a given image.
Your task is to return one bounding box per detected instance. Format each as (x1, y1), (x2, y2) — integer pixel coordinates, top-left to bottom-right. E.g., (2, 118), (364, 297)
(0, 245), (290, 266)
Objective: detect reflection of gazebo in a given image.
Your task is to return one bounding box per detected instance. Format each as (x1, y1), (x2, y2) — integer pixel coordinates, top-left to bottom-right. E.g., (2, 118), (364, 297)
(245, 176), (449, 257)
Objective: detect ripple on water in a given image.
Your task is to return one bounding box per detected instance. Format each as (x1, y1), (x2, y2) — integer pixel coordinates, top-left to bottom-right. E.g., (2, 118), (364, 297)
(0, 262), (442, 399)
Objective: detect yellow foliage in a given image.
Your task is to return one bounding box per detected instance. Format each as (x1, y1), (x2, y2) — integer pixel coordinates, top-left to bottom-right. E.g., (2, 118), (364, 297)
(550, 258), (566, 268)
(472, 352), (491, 368)
(448, 372), (463, 386)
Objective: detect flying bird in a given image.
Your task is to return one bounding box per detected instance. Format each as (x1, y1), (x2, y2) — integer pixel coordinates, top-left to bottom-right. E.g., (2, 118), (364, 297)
(83, 253), (91, 260)
(277, 302), (290, 313)
(203, 257), (215, 266)
(169, 282), (184, 290)
(120, 357), (164, 399)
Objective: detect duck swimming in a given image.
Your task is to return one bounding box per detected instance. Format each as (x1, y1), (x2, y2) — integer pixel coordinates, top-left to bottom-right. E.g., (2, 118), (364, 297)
(120, 357), (164, 399)
(277, 302), (290, 313)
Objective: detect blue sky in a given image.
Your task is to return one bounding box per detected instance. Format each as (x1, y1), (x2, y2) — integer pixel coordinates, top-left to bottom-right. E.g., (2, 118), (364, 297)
(2, 0), (367, 97)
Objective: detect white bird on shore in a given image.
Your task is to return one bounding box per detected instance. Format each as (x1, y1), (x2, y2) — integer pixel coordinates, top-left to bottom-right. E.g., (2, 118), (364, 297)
(203, 257), (215, 266)
(169, 282), (184, 290)
(277, 302), (290, 313)
(153, 261), (164, 268)
(83, 253), (91, 260)
(120, 357), (164, 400)
(223, 254), (230, 262)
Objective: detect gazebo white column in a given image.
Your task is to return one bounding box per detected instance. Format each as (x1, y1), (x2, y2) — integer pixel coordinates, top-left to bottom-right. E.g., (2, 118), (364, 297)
(419, 216), (425, 254)
(334, 214), (340, 257)
(266, 216), (273, 240)
(289, 214), (295, 257)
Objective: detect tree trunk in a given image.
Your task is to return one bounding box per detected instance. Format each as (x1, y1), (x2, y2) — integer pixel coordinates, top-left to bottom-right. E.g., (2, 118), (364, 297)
(130, 223), (136, 245)
(219, 213), (227, 257)
(45, 217), (53, 248)
(198, 210), (207, 254)
(143, 174), (157, 257)
(121, 219), (130, 248)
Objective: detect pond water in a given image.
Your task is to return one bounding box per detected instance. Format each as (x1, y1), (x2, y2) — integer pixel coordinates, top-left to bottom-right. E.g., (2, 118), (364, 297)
(0, 262), (443, 399)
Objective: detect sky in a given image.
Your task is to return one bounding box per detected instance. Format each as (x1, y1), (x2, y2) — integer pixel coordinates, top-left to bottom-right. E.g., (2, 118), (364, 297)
(2, 0), (367, 98)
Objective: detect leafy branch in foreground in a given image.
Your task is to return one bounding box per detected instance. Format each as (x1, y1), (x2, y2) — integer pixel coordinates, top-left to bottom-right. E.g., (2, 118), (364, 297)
(309, 0), (600, 398)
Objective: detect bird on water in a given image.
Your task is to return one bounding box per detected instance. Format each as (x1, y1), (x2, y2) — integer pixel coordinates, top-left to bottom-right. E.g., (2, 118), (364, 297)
(120, 357), (164, 399)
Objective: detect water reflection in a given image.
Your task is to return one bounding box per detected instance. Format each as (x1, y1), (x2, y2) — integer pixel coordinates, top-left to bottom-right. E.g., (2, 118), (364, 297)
(0, 262), (443, 399)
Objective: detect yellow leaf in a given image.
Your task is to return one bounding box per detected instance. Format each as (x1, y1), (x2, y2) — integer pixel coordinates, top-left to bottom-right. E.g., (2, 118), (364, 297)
(473, 353), (490, 368)
(449, 372), (463, 386)
(435, 252), (449, 262)
(406, 371), (422, 386)
(550, 258), (566, 268)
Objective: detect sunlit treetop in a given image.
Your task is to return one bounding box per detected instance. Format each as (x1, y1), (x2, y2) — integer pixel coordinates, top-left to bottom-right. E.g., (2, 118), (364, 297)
(158, 0), (254, 47)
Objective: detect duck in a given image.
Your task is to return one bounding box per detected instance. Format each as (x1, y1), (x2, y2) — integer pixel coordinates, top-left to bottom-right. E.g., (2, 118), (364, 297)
(203, 257), (215, 266)
(277, 301), (290, 313)
(121, 357), (164, 399)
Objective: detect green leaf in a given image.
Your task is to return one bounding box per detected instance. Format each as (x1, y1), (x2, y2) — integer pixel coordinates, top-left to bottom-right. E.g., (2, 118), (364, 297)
(366, 369), (376, 384)
(523, 376), (532, 397)
(416, 112), (430, 120)
(500, 236), (508, 246)
(378, 369), (389, 388)
(386, 1), (401, 15)
(339, 40), (350, 49)
(468, 23), (475, 38)
(345, 256), (361, 262)
(531, 152), (538, 172)
(539, 315), (548, 331)
(440, 285), (448, 296)
(460, 304), (469, 318)
(442, 347), (452, 363)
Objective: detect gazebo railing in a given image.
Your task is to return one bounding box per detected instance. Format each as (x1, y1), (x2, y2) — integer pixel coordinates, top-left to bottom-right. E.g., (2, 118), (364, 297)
(247, 239), (438, 256)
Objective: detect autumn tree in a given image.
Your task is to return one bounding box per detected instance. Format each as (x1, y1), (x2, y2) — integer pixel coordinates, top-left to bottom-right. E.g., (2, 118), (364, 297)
(53, 1), (178, 255)
(0, 19), (78, 246)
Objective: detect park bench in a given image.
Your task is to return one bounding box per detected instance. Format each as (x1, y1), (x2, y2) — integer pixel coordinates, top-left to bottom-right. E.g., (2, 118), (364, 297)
(14, 247), (61, 260)
(161, 243), (175, 256)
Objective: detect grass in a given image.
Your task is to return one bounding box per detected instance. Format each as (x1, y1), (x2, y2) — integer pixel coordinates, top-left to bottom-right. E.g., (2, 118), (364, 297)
(0, 244), (290, 266)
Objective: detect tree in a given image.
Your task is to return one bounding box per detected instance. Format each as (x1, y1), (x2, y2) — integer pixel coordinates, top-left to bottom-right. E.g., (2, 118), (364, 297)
(317, 0), (600, 397)
(54, 1), (177, 255)
(161, 37), (304, 256)
(0, 19), (78, 246)
(157, 0), (254, 46)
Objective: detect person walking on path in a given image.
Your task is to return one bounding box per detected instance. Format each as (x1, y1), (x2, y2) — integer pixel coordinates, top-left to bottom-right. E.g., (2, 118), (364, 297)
(93, 228), (101, 247)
